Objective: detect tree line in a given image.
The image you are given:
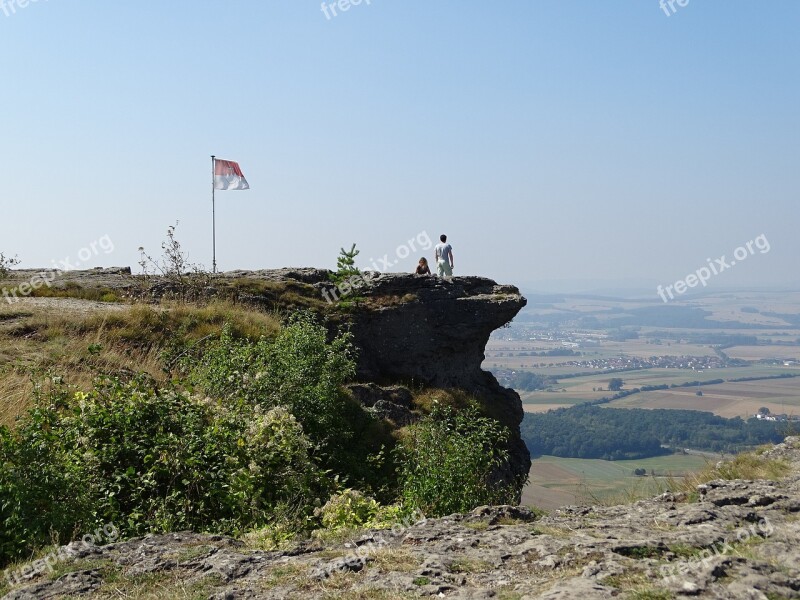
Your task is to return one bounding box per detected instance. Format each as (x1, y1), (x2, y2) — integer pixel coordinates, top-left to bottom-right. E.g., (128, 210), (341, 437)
(521, 405), (788, 460)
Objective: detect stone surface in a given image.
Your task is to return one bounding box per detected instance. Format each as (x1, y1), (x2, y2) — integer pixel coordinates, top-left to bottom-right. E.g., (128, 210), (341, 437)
(5, 437), (800, 600)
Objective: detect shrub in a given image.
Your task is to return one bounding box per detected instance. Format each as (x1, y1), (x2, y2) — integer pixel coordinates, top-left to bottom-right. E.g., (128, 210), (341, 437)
(0, 389), (92, 562)
(396, 403), (516, 517)
(0, 375), (326, 565)
(188, 313), (390, 489)
(0, 253), (20, 279)
(316, 489), (381, 530)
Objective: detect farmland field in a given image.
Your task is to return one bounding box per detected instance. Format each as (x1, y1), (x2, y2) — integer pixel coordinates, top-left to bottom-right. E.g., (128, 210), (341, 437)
(519, 365), (800, 415)
(607, 378), (800, 418)
(521, 454), (710, 510)
(725, 345), (800, 361)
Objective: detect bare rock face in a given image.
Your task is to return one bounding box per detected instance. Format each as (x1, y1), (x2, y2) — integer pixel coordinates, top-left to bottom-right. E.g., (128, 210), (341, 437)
(339, 273), (531, 492)
(341, 274), (525, 387)
(5, 438), (800, 600)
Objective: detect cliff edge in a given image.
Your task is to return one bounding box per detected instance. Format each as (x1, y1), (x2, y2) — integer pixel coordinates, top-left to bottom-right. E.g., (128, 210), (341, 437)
(3, 267), (532, 491)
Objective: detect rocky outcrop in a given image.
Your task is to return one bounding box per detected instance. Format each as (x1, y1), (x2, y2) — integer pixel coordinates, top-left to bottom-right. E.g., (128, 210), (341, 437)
(10, 267), (532, 491)
(338, 273), (530, 492)
(5, 438), (800, 599)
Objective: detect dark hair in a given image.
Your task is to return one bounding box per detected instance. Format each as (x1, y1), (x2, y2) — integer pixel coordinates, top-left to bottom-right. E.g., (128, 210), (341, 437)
(440, 234), (447, 243)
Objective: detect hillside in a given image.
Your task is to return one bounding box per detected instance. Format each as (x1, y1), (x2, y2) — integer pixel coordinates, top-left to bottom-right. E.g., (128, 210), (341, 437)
(0, 267), (530, 485)
(1, 267), (533, 591)
(2, 437), (798, 599)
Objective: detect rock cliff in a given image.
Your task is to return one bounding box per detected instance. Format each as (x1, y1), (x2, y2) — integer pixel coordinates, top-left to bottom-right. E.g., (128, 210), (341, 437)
(9, 267), (532, 490)
(4, 437), (800, 599)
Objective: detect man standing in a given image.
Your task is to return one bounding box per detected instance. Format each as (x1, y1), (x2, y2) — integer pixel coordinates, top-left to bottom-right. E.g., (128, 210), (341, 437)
(434, 234), (454, 277)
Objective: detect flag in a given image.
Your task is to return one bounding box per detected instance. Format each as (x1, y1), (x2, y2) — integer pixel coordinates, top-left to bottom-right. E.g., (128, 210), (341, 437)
(214, 159), (250, 190)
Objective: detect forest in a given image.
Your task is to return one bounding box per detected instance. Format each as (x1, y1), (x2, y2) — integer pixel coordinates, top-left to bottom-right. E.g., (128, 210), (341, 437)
(521, 406), (788, 459)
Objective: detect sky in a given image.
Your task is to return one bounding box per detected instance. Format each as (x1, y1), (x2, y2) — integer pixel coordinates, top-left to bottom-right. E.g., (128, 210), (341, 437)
(1, 1), (798, 294)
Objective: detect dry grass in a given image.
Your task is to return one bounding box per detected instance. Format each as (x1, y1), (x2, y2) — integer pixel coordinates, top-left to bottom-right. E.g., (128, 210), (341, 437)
(0, 371), (34, 428)
(411, 387), (508, 425)
(369, 547), (421, 573)
(676, 452), (791, 496)
(0, 300), (280, 427)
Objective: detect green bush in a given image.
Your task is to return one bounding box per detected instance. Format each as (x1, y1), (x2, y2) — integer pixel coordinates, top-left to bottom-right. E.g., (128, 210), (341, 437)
(0, 375), (326, 565)
(0, 391), (92, 562)
(188, 312), (393, 491)
(397, 403), (516, 517)
(316, 489), (381, 530)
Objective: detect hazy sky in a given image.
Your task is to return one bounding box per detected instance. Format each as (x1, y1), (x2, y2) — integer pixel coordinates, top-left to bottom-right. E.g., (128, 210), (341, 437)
(2, 1), (798, 292)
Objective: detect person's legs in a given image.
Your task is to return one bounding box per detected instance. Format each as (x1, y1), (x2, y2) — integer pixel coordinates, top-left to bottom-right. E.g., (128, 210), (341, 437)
(438, 261), (453, 277)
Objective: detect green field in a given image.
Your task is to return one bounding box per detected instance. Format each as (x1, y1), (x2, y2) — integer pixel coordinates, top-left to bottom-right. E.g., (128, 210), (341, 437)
(520, 365), (800, 415)
(521, 453), (710, 510)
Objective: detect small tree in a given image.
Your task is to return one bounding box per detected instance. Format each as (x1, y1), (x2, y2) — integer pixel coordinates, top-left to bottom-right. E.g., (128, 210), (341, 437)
(138, 222), (210, 300)
(330, 244), (361, 284)
(328, 244), (366, 305)
(608, 378), (624, 392)
(0, 253), (20, 280)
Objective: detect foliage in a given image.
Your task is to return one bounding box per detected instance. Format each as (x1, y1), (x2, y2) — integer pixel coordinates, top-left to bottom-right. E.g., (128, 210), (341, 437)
(327, 244), (365, 306)
(0, 253), (20, 279)
(522, 405), (788, 460)
(0, 385), (92, 562)
(0, 375), (325, 565)
(396, 403), (516, 517)
(495, 371), (553, 391)
(188, 312), (394, 494)
(189, 313), (353, 448)
(608, 378), (624, 391)
(330, 244), (361, 285)
(315, 489), (381, 530)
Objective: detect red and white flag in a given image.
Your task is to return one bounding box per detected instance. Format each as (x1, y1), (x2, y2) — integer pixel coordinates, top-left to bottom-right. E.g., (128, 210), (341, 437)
(214, 159), (250, 190)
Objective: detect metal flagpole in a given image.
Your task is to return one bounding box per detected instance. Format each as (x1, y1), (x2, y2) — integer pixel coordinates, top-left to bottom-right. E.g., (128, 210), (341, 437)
(211, 155), (216, 274)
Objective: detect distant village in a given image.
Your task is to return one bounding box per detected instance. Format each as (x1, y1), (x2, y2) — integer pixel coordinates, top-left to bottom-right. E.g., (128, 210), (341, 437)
(754, 409), (800, 423)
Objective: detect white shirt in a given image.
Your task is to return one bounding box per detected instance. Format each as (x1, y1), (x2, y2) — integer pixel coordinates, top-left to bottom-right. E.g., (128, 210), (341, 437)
(435, 242), (453, 263)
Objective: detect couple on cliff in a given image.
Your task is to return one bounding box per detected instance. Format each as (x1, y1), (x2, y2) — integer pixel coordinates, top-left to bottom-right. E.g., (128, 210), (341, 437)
(416, 234), (455, 278)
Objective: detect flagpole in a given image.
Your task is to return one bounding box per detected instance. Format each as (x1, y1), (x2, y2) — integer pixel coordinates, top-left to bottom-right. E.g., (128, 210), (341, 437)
(211, 155), (216, 274)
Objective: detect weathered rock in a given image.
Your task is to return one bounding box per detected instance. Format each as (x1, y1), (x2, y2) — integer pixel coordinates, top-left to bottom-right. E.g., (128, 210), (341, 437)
(344, 273), (530, 490)
(5, 445), (800, 600)
(347, 383), (418, 426)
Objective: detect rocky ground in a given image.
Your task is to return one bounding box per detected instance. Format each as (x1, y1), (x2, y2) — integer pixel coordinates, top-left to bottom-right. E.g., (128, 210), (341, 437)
(3, 438), (799, 600)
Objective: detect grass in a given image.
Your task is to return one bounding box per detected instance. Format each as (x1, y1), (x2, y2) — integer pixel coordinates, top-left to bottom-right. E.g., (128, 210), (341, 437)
(0, 300), (280, 428)
(261, 562), (309, 588)
(528, 524), (571, 538)
(526, 454), (709, 508)
(369, 547), (421, 573)
(675, 451), (791, 496)
(71, 570), (226, 599)
(462, 521), (489, 531)
(448, 556), (493, 573)
(411, 387), (510, 425)
(320, 590), (419, 600)
(604, 572), (674, 599)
